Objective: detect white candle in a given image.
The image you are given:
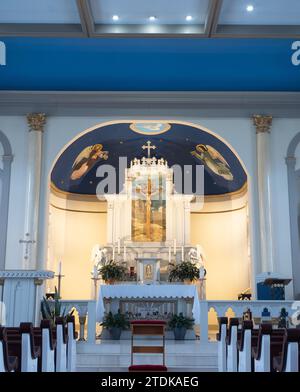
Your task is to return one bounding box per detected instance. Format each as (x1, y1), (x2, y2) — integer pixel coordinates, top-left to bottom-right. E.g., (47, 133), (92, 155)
(181, 246), (184, 262)
(168, 246), (171, 263)
(112, 246), (115, 261)
(58, 261), (62, 276)
(93, 265), (98, 279)
(173, 239), (177, 255)
(118, 238), (121, 255)
(124, 245), (127, 262)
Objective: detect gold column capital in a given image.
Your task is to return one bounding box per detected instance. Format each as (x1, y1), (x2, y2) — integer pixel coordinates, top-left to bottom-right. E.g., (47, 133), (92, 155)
(27, 113), (46, 132)
(253, 115), (273, 134)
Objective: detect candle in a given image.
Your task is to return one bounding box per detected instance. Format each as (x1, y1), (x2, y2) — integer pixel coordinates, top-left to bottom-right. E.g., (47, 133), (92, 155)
(58, 261), (62, 276)
(112, 246), (115, 261)
(168, 246), (171, 264)
(118, 238), (121, 255)
(181, 246), (184, 262)
(173, 239), (177, 255)
(124, 245), (127, 262)
(93, 265), (98, 279)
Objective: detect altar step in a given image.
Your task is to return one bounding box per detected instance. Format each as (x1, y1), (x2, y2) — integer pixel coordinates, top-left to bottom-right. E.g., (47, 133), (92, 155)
(76, 340), (218, 372)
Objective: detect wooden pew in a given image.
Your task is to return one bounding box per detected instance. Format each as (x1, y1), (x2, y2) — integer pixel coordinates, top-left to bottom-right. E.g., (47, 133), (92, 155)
(251, 323), (273, 372)
(5, 324), (41, 372)
(66, 315), (77, 372)
(217, 317), (228, 372)
(273, 329), (300, 372)
(33, 320), (56, 372)
(226, 318), (239, 372)
(54, 317), (67, 372)
(237, 320), (254, 372)
(0, 327), (18, 372)
(20, 323), (41, 372)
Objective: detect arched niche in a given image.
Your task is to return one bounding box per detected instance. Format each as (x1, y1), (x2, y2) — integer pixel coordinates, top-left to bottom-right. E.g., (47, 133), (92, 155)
(47, 120), (251, 301)
(286, 132), (300, 299)
(0, 130), (13, 270)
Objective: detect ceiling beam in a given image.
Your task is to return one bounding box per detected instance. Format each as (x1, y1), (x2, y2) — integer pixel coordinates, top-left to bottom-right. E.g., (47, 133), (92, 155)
(76, 0), (95, 37)
(204, 0), (223, 37)
(213, 24), (300, 38)
(0, 23), (84, 37)
(1, 91), (300, 118)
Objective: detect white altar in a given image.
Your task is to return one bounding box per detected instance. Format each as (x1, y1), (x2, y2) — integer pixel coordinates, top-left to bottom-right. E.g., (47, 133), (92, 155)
(92, 142), (206, 330)
(96, 284), (200, 323)
(94, 142), (204, 281)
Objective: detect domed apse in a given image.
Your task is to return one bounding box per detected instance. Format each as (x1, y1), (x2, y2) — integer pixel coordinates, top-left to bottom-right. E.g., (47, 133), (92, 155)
(47, 121), (250, 301)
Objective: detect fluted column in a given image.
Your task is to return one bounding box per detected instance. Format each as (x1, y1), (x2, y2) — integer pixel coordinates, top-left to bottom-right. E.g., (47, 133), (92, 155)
(253, 115), (274, 273)
(22, 113), (46, 269)
(286, 156), (300, 296)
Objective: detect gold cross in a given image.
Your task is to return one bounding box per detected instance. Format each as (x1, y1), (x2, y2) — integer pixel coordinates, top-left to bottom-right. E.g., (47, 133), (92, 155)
(142, 140), (156, 158)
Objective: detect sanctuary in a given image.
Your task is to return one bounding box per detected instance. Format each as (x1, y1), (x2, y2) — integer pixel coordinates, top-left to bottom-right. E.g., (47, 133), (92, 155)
(1, 1), (300, 372)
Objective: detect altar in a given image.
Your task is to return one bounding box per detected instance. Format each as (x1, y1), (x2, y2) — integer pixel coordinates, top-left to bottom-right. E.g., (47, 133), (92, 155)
(96, 284), (200, 323)
(91, 140), (206, 336)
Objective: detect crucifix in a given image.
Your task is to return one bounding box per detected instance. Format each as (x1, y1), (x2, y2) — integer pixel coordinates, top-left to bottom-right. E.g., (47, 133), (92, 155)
(19, 234), (36, 262)
(142, 140), (156, 158)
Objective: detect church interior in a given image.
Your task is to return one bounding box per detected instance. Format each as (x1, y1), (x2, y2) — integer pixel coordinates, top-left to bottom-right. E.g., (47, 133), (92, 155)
(0, 0), (300, 375)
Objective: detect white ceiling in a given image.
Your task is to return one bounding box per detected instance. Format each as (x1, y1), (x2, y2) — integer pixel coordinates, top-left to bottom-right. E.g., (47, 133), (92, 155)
(220, 0), (300, 26)
(90, 0), (209, 25)
(0, 0), (299, 37)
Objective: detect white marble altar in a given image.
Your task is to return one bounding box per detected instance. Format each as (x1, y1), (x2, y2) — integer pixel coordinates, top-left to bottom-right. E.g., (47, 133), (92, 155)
(96, 284), (200, 323)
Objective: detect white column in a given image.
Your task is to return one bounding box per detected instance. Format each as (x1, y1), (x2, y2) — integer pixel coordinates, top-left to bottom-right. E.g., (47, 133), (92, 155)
(253, 115), (274, 273)
(22, 113), (46, 270)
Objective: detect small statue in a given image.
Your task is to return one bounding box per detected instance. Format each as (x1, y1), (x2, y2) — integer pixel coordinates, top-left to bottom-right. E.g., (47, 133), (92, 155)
(199, 264), (207, 279)
(278, 308), (289, 328)
(91, 245), (108, 275)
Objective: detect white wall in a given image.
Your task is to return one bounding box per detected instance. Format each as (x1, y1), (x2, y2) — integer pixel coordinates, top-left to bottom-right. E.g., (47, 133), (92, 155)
(0, 116), (27, 269)
(1, 114), (299, 299)
(191, 206), (250, 300)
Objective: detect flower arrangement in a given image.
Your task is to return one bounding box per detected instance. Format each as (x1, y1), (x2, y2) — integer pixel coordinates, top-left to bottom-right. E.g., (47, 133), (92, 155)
(168, 261), (199, 283)
(99, 260), (126, 283)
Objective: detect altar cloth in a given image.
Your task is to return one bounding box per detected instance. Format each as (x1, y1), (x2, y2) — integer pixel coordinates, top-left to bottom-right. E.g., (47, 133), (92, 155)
(96, 284), (200, 322)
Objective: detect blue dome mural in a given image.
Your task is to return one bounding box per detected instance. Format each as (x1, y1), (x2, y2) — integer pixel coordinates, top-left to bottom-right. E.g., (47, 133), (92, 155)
(51, 122), (247, 196)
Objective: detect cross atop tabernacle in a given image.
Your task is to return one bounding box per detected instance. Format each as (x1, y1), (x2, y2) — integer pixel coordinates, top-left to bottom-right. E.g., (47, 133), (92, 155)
(142, 141), (156, 158)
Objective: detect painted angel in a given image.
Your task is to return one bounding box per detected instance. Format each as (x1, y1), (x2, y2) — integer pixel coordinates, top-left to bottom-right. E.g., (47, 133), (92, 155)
(70, 144), (108, 180)
(191, 144), (233, 181)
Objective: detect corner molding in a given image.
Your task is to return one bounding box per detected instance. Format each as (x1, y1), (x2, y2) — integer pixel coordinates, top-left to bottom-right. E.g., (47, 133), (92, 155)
(0, 91), (300, 117)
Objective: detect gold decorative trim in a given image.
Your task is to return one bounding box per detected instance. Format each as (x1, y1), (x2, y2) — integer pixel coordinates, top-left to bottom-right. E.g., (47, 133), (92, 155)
(27, 113), (46, 132)
(50, 182), (103, 202)
(191, 205), (247, 215)
(50, 203), (106, 214)
(253, 115), (273, 134)
(202, 181), (248, 202)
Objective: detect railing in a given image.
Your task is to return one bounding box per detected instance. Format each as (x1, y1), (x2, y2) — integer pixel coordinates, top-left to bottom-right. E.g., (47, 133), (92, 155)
(52, 300), (96, 343)
(44, 299), (295, 344)
(200, 300), (295, 342)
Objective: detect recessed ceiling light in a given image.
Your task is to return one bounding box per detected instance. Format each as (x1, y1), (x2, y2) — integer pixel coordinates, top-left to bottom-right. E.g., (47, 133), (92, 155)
(246, 5), (254, 12)
(149, 16), (157, 21)
(112, 15), (119, 21)
(186, 15), (193, 21)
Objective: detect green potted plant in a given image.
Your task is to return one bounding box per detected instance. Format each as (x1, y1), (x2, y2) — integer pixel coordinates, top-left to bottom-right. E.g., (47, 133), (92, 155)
(41, 287), (74, 327)
(99, 260), (126, 284)
(169, 261), (199, 284)
(100, 310), (129, 340)
(168, 313), (195, 340)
